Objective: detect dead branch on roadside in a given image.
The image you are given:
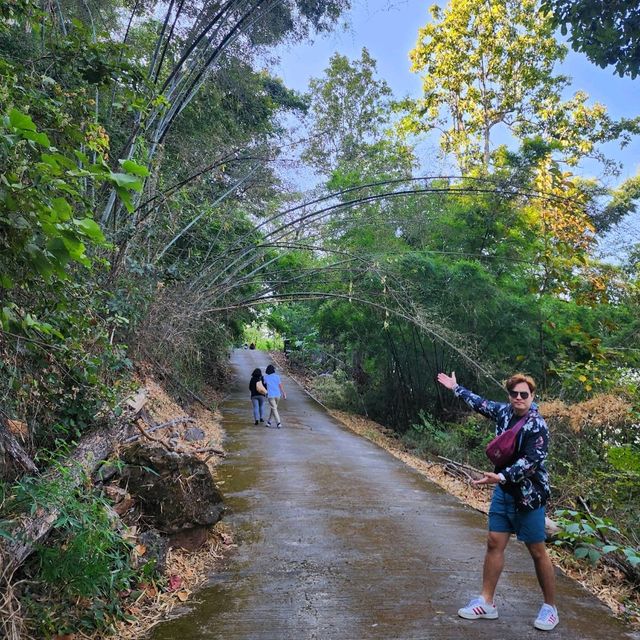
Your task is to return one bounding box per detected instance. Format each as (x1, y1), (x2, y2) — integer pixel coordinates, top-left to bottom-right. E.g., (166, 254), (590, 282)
(124, 415), (196, 443)
(437, 455), (484, 482)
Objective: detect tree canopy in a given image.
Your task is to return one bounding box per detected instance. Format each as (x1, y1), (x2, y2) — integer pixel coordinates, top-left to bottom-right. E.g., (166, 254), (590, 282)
(543, 0), (640, 78)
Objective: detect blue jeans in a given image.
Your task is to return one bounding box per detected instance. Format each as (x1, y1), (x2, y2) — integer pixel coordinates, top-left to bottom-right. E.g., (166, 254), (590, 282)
(488, 485), (546, 543)
(251, 395), (265, 420)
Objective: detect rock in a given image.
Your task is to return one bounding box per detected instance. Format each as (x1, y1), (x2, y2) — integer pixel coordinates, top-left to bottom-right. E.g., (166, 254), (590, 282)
(184, 427), (206, 442)
(545, 516), (561, 540)
(121, 444), (224, 534)
(169, 525), (209, 551)
(104, 485), (127, 502)
(138, 528), (169, 575)
(126, 389), (148, 414)
(96, 461), (119, 483)
(113, 495), (136, 516)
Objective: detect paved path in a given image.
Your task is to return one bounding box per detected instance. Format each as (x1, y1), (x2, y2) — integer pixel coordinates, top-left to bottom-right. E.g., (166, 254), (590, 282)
(152, 349), (639, 640)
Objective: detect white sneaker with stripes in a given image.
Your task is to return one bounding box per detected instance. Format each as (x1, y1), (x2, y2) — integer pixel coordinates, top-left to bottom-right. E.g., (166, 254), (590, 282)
(458, 596), (498, 620)
(534, 603), (559, 630)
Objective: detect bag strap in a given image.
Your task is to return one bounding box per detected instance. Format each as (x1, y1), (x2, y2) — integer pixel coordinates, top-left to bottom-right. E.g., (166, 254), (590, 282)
(508, 411), (530, 436)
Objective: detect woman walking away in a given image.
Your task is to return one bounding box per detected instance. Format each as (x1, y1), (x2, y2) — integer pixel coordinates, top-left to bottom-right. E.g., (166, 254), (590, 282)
(263, 364), (286, 428)
(249, 368), (266, 425)
(437, 371), (558, 632)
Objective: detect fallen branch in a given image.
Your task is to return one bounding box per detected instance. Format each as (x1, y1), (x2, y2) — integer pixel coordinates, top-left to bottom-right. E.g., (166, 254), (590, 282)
(0, 417), (38, 475)
(443, 463), (479, 483)
(437, 455), (484, 481)
(193, 446), (226, 457)
(123, 415), (196, 443)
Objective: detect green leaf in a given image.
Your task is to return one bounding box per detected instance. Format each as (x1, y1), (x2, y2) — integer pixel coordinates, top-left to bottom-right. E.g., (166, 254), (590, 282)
(22, 129), (51, 147)
(52, 197), (72, 222)
(574, 546), (590, 559)
(108, 172), (143, 191)
(9, 108), (36, 131)
(40, 152), (77, 171)
(601, 545), (619, 554)
(587, 548), (601, 564)
(47, 237), (72, 266)
(119, 159), (150, 177)
(0, 274), (13, 289)
(116, 186), (134, 213)
(76, 218), (105, 242)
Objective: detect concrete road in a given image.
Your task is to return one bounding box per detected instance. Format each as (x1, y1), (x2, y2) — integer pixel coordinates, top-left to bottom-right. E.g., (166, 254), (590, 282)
(151, 349), (639, 640)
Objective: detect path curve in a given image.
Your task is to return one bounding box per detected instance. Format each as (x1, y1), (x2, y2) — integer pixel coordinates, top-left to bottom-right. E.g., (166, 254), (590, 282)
(152, 349), (639, 640)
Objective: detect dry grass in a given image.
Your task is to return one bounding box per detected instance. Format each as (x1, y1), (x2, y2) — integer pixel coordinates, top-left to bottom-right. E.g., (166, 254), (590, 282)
(541, 394), (632, 434)
(0, 563), (27, 640)
(113, 522), (235, 639)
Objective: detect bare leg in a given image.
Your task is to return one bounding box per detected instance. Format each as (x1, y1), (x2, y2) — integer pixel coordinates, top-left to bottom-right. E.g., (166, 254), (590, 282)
(480, 532), (510, 603)
(526, 542), (556, 606)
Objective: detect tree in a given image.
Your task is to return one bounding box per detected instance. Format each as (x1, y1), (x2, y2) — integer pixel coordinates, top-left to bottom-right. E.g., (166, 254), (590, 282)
(302, 48), (395, 174)
(403, 0), (566, 172)
(542, 0), (640, 78)
(401, 0), (635, 175)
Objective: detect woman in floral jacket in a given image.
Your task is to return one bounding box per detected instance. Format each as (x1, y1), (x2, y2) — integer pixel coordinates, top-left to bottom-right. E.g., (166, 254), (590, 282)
(437, 371), (559, 632)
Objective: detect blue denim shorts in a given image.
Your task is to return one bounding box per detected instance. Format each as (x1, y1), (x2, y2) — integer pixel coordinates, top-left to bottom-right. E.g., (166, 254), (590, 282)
(488, 485), (546, 543)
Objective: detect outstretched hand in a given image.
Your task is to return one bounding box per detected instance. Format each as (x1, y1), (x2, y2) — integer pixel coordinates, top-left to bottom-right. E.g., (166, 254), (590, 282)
(437, 371), (457, 390)
(471, 472), (502, 486)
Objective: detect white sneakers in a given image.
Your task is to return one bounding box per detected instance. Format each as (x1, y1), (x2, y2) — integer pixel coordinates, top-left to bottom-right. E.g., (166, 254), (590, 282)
(458, 596), (498, 619)
(534, 603), (559, 631)
(458, 597), (559, 631)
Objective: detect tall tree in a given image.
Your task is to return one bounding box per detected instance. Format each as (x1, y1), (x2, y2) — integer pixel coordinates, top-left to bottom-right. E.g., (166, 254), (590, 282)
(302, 48), (396, 174)
(401, 0), (634, 175)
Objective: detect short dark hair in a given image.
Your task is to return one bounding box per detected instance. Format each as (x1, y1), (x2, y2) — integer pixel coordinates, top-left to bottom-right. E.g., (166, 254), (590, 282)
(252, 368), (261, 377)
(505, 373), (536, 393)
(265, 364), (275, 374)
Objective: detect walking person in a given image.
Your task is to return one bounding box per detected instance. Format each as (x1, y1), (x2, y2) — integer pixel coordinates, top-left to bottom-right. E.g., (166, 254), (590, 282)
(436, 371), (558, 631)
(249, 368), (267, 425)
(263, 364), (286, 428)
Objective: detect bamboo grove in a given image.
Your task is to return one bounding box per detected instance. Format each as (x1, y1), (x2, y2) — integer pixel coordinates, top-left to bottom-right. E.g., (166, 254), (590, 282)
(1, 0), (640, 636)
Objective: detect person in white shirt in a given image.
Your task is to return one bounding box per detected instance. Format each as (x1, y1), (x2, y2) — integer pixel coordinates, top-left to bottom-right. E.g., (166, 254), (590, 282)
(263, 364), (286, 428)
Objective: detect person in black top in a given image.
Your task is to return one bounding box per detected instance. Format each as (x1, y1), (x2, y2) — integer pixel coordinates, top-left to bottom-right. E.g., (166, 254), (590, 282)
(249, 368), (266, 425)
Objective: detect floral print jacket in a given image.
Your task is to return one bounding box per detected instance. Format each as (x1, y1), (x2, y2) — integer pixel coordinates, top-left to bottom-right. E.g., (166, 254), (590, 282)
(454, 385), (551, 511)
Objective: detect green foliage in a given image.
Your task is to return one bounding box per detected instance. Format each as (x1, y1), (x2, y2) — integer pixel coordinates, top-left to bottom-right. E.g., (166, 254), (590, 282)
(553, 508), (640, 567)
(242, 321), (284, 350)
(404, 412), (491, 468)
(312, 368), (362, 412)
(303, 48), (396, 173)
(607, 445), (640, 474)
(543, 0), (640, 78)
(11, 466), (136, 634)
(402, 0), (634, 174)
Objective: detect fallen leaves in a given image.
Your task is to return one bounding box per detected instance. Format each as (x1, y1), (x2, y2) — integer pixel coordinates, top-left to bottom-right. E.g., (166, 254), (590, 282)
(167, 574), (182, 592)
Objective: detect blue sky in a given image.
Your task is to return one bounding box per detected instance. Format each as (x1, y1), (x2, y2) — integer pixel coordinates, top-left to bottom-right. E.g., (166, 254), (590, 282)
(273, 0), (640, 184)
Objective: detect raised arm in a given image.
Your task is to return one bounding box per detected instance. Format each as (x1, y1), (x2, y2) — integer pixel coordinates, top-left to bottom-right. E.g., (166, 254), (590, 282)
(437, 371), (505, 422)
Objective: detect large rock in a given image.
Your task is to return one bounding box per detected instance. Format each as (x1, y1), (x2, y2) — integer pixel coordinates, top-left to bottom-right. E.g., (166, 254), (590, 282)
(121, 444), (224, 533)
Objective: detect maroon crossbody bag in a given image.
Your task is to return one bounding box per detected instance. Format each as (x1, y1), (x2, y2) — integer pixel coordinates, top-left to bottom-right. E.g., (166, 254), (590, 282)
(485, 412), (530, 467)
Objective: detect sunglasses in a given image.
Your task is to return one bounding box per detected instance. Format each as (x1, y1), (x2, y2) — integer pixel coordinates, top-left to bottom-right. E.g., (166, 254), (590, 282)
(508, 390), (530, 400)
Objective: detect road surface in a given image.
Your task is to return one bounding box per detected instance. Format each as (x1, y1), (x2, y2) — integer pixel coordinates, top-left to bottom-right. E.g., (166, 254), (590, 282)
(152, 348), (639, 640)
